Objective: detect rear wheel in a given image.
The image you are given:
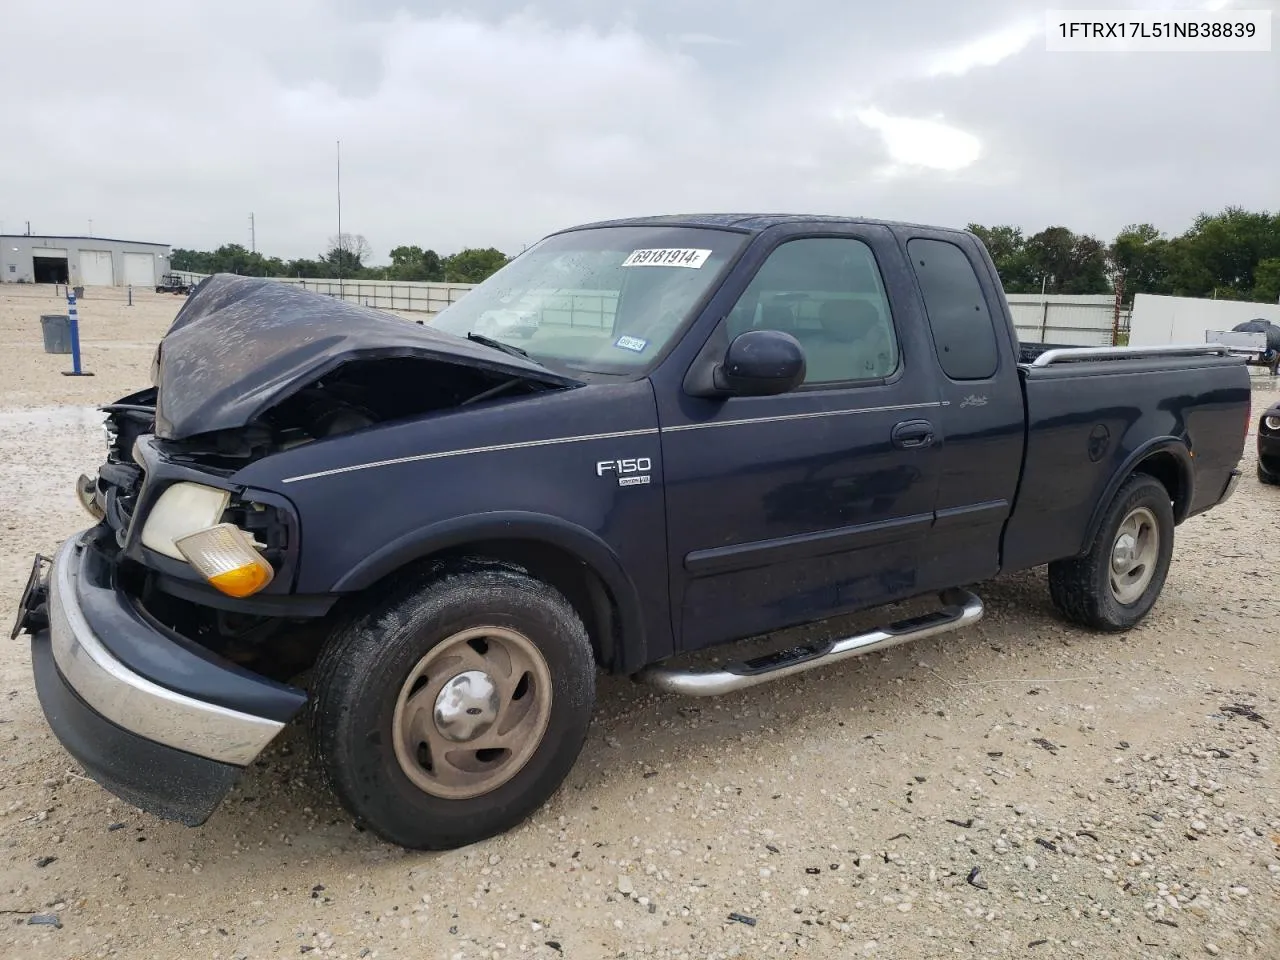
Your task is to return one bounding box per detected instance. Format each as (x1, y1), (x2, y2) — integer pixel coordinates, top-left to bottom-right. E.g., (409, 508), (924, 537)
(1047, 473), (1175, 631)
(309, 561), (596, 849)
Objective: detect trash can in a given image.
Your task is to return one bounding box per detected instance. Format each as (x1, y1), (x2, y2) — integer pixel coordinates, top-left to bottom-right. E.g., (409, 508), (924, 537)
(72, 286), (84, 300)
(40, 315), (72, 354)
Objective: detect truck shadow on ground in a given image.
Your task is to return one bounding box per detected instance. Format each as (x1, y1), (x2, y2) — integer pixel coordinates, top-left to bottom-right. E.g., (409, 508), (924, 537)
(201, 566), (1082, 858)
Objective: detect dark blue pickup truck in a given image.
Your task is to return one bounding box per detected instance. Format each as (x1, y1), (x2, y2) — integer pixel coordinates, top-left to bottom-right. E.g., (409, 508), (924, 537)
(13, 214), (1251, 850)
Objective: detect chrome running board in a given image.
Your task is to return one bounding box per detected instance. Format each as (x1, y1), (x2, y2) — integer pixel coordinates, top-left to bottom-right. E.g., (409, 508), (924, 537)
(637, 589), (983, 696)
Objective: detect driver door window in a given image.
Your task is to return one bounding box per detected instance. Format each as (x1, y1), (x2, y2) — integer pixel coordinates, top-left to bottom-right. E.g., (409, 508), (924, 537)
(725, 237), (899, 384)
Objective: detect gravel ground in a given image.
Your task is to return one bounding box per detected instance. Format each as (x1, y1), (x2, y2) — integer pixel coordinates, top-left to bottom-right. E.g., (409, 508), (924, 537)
(1, 285), (1278, 960)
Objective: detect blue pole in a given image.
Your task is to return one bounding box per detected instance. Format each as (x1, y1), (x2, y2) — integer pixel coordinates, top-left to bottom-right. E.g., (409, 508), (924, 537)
(68, 292), (82, 373)
(62, 291), (93, 377)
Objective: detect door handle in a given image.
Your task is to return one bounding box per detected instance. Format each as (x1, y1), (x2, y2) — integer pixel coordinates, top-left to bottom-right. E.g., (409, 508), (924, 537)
(891, 419), (935, 449)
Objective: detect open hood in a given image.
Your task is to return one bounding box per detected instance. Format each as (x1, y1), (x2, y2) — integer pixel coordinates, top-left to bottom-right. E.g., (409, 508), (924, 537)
(151, 274), (581, 440)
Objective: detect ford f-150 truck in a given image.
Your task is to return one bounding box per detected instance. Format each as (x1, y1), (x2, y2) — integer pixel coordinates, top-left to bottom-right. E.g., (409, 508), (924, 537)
(12, 214), (1251, 850)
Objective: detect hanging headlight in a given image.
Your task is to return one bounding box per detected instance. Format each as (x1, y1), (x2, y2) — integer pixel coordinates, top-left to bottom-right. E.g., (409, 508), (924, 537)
(174, 523), (274, 598)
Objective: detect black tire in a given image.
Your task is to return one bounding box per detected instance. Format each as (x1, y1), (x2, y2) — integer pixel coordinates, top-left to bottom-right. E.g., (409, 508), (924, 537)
(1259, 462), (1279, 486)
(309, 560), (596, 849)
(1047, 473), (1175, 632)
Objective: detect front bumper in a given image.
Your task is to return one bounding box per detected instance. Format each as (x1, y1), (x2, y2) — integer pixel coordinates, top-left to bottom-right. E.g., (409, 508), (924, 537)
(21, 532), (306, 825)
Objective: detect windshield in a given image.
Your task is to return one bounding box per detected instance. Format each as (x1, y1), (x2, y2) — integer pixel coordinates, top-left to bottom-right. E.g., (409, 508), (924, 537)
(427, 225), (747, 375)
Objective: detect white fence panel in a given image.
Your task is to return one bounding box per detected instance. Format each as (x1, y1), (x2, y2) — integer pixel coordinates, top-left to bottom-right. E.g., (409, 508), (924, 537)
(174, 271), (478, 315)
(173, 271), (1128, 345)
(1006, 294), (1122, 346)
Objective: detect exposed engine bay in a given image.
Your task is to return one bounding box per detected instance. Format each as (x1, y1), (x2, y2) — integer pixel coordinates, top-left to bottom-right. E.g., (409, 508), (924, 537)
(150, 273), (579, 441)
(157, 355), (555, 466)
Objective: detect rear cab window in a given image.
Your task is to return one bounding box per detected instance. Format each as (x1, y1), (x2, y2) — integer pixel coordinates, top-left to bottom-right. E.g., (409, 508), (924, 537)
(907, 238), (999, 380)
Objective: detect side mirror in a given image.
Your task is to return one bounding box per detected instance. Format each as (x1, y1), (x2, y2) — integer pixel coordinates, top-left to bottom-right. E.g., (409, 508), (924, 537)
(711, 329), (806, 397)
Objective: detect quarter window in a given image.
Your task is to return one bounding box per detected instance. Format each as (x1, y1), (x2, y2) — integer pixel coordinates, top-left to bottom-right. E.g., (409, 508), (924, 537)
(907, 238), (999, 381)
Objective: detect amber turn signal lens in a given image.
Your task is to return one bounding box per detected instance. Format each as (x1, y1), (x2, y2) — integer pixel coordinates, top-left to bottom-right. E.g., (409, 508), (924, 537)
(173, 523), (274, 598)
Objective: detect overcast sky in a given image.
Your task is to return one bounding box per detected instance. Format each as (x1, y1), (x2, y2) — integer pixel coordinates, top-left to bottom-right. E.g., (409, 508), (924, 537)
(1, 0), (1276, 261)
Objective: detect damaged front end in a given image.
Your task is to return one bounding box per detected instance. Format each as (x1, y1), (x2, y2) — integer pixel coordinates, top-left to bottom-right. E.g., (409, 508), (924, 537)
(19, 274), (587, 827)
(151, 273), (580, 445)
(76, 274), (581, 674)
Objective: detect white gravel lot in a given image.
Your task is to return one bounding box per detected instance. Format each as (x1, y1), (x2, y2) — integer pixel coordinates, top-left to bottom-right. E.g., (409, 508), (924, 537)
(1, 285), (1277, 960)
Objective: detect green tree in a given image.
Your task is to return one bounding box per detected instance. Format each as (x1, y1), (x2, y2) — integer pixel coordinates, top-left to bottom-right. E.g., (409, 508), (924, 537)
(171, 248), (211, 272)
(967, 224), (1036, 291)
(443, 247), (509, 283)
(1022, 226), (1109, 294)
(387, 245), (445, 281)
(1108, 223), (1171, 300)
(1252, 257), (1280, 304)
(285, 257), (332, 278)
(1168, 207), (1280, 298)
(325, 233), (372, 277)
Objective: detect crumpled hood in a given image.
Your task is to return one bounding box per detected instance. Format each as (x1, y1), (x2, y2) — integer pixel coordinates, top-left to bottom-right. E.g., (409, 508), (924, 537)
(151, 274), (580, 440)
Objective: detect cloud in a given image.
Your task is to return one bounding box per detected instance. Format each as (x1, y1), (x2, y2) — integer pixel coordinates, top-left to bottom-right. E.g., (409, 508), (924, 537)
(926, 21), (1041, 76)
(0, 0), (1273, 261)
(671, 32), (739, 46)
(852, 108), (982, 173)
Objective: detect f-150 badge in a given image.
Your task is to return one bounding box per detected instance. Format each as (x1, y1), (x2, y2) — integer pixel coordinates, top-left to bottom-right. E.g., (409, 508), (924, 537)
(597, 457), (652, 486)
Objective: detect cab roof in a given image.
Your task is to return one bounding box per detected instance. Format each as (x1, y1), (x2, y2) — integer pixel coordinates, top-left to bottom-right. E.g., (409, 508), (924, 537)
(557, 213), (972, 236)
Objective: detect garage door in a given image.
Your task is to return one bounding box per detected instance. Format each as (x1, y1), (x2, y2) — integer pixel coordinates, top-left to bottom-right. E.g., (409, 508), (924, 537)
(79, 250), (114, 286)
(122, 252), (155, 288)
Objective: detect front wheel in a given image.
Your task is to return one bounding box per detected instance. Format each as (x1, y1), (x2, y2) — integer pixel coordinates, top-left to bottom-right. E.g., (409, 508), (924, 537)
(309, 561), (596, 849)
(1047, 473), (1175, 631)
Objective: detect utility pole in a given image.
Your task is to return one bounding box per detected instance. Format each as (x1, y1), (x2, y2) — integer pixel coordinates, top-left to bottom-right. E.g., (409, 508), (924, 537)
(336, 139), (343, 297)
(249, 212), (256, 253)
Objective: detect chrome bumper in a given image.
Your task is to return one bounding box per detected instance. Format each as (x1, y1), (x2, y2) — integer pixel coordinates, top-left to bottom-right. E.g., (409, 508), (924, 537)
(47, 536), (285, 766)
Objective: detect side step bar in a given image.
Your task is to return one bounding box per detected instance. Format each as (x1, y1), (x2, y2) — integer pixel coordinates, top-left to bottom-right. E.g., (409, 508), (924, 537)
(637, 589), (983, 696)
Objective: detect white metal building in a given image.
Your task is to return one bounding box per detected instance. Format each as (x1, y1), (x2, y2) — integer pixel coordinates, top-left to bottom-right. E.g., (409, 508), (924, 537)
(0, 234), (172, 288)
(1129, 293), (1280, 346)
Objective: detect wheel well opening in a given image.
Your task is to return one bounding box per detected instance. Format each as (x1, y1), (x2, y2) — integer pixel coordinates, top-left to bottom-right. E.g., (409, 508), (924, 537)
(430, 539), (621, 671)
(1135, 452), (1188, 520)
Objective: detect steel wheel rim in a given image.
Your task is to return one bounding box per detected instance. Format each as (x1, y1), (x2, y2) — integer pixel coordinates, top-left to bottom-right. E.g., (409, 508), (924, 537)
(392, 625), (553, 800)
(1109, 506), (1159, 605)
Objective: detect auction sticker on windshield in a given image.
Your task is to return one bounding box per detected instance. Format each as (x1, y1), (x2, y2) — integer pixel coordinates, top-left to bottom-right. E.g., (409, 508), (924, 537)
(614, 335), (649, 352)
(621, 248), (711, 268)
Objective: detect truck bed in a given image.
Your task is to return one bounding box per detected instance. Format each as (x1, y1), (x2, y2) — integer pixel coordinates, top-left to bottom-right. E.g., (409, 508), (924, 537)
(1002, 343), (1250, 573)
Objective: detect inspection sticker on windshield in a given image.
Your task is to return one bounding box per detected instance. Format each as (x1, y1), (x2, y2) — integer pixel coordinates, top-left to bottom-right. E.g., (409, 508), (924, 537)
(621, 248), (711, 268)
(614, 335), (649, 353)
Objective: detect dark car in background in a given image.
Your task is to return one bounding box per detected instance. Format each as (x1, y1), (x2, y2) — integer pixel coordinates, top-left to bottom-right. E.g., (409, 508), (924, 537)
(1259, 400), (1280, 484)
